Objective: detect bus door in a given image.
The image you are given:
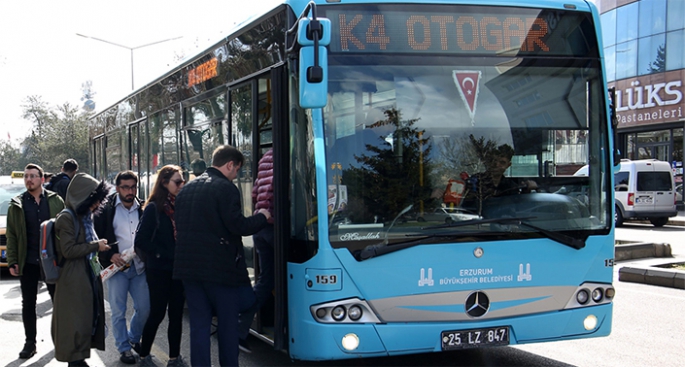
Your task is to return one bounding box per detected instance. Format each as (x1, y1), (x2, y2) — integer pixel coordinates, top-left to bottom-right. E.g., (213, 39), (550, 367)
(229, 67), (289, 350)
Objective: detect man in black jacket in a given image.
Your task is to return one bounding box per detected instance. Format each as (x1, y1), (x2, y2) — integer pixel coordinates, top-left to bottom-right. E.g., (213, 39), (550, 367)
(46, 159), (78, 200)
(94, 171), (148, 364)
(174, 145), (270, 367)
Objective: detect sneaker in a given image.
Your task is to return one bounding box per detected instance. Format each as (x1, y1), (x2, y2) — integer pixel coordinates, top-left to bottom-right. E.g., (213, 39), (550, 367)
(120, 350), (136, 364)
(139, 355), (158, 367)
(166, 355), (189, 367)
(130, 341), (142, 355)
(19, 343), (36, 359)
(238, 338), (252, 354)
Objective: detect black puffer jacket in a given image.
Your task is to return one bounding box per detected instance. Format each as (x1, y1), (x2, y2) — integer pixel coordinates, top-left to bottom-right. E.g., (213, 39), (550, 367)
(173, 167), (267, 286)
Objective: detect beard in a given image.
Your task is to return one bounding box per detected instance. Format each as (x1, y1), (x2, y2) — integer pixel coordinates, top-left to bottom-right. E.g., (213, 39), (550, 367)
(120, 194), (134, 203)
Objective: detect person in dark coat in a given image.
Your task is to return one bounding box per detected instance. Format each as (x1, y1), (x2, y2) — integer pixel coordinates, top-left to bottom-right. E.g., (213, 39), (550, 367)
(94, 170), (148, 365)
(52, 173), (111, 366)
(174, 145), (271, 367)
(46, 158), (78, 201)
(135, 165), (189, 367)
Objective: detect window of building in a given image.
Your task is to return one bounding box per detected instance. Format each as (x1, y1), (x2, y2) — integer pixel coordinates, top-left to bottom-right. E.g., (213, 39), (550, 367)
(638, 34), (665, 75)
(616, 2), (639, 44)
(615, 40), (638, 80)
(667, 0), (685, 32)
(601, 10), (617, 47)
(639, 0), (666, 38)
(666, 29), (685, 71)
(605, 45), (616, 81)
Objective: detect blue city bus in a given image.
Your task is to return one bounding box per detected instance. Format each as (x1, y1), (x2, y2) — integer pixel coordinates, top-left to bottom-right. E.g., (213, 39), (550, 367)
(88, 0), (618, 361)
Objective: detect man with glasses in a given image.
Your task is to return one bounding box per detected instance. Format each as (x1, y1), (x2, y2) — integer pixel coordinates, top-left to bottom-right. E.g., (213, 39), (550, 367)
(94, 170), (149, 364)
(6, 164), (65, 359)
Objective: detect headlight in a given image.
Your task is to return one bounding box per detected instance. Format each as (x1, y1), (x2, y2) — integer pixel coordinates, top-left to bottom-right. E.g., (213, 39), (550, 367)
(331, 306), (346, 321)
(576, 289), (589, 304)
(591, 288), (603, 302)
(348, 305), (363, 321)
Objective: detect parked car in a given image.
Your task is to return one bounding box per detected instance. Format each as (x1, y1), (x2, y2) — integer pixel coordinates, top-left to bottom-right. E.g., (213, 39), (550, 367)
(417, 207), (481, 224)
(575, 159), (677, 227)
(0, 178), (26, 267)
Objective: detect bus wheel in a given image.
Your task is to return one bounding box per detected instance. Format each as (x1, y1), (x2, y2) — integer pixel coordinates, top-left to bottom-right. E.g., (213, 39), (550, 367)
(614, 206), (624, 227)
(649, 217), (668, 227)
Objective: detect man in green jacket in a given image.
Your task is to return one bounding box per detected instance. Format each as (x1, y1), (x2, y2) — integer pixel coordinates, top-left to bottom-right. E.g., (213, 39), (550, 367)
(6, 163), (64, 359)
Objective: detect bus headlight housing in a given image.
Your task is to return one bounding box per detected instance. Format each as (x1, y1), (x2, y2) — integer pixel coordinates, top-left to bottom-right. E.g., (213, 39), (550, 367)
(565, 282), (615, 309)
(310, 298), (381, 323)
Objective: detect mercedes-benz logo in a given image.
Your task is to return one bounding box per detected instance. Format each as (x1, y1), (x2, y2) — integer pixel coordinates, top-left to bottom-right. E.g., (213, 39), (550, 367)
(465, 291), (490, 317)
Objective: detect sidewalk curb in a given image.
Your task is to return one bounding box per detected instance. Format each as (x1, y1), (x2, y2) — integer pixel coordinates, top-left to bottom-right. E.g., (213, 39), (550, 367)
(618, 264), (685, 289)
(615, 242), (671, 261)
(616, 242), (685, 289)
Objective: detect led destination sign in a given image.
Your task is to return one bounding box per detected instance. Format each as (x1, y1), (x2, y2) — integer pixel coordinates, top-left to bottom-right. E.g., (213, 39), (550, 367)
(325, 7), (596, 56)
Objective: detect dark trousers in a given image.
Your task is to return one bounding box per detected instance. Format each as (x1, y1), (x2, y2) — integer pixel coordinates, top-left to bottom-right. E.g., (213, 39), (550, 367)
(184, 280), (255, 367)
(238, 225), (274, 339)
(20, 263), (55, 345)
(140, 268), (185, 358)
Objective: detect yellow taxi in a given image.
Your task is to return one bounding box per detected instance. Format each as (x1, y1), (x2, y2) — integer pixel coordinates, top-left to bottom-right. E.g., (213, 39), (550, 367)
(0, 172), (26, 267)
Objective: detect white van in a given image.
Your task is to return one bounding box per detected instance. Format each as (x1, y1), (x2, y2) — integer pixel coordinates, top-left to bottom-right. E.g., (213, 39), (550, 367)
(576, 159), (677, 227)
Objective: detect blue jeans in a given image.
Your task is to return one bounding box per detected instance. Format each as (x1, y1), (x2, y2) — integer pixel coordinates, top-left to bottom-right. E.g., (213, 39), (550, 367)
(106, 268), (150, 353)
(238, 225), (274, 339)
(184, 281), (255, 367)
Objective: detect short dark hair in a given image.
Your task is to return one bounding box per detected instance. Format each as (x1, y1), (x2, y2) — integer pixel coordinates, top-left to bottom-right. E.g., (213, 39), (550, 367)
(25, 163), (44, 178)
(212, 145), (244, 168)
(62, 159), (78, 172)
(115, 170), (138, 186)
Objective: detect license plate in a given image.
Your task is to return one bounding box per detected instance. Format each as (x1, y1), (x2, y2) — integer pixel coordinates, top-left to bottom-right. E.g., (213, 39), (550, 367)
(441, 326), (509, 350)
(636, 196), (653, 204)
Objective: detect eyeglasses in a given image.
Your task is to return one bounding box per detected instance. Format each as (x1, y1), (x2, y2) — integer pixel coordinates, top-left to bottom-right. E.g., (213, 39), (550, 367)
(118, 185), (137, 191)
(24, 174), (41, 179)
(172, 179), (185, 186)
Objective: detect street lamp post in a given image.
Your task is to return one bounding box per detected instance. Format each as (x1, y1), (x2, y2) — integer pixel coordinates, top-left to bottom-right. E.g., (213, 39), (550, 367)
(76, 33), (183, 90)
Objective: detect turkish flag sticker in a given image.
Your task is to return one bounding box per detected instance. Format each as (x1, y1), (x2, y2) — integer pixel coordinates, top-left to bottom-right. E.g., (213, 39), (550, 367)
(453, 70), (482, 124)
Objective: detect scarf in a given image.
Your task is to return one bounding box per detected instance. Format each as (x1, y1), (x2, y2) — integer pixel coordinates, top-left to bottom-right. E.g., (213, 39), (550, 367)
(163, 193), (177, 241)
(82, 213), (102, 277)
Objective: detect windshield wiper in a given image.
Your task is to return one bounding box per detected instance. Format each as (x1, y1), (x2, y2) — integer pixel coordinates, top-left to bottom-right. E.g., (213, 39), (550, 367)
(358, 216), (585, 261)
(426, 216), (584, 250)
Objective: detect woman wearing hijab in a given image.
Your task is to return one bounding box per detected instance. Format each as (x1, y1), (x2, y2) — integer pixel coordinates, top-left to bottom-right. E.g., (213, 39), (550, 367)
(136, 165), (188, 367)
(52, 173), (112, 366)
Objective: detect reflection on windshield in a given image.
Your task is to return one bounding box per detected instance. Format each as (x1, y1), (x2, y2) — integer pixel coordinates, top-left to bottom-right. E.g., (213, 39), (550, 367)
(0, 184), (25, 215)
(324, 61), (609, 252)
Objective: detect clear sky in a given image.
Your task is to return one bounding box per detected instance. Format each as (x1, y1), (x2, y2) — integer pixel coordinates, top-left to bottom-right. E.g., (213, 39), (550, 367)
(0, 0), (278, 145)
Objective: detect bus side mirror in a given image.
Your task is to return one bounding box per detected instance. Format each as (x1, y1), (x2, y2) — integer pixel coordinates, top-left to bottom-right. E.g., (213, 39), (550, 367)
(297, 18), (330, 109)
(609, 87), (621, 167)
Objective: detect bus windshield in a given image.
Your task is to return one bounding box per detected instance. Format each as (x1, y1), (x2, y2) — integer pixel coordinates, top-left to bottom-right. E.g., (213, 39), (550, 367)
(321, 5), (610, 255)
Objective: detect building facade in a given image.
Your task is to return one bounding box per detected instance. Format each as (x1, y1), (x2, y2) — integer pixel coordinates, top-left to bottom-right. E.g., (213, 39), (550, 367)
(599, 0), (685, 197)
